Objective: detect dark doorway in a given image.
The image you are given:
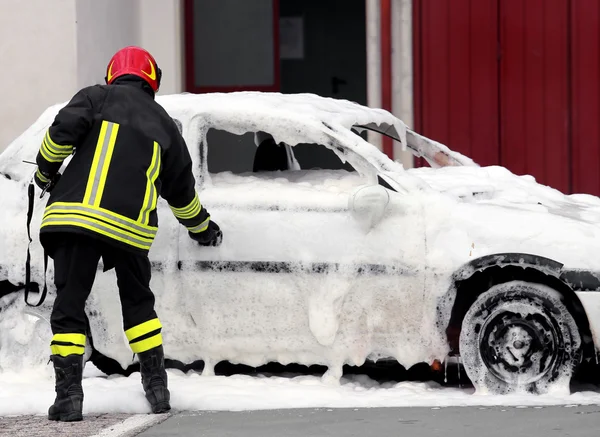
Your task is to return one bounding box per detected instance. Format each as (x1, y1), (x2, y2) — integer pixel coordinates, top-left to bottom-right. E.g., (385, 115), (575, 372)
(183, 0), (368, 172)
(279, 0), (368, 105)
(184, 0), (279, 93)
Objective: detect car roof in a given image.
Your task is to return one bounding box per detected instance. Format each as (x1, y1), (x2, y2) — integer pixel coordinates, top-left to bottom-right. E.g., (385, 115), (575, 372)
(158, 92), (476, 170)
(158, 91), (404, 145)
(158, 91), (408, 175)
(0, 91), (473, 182)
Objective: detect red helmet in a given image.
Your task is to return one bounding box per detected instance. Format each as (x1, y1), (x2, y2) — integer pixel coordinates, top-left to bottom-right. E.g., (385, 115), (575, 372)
(105, 46), (162, 92)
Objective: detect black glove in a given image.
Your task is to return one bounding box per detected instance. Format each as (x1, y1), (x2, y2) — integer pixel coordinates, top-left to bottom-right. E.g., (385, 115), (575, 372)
(34, 169), (61, 197)
(188, 220), (223, 247)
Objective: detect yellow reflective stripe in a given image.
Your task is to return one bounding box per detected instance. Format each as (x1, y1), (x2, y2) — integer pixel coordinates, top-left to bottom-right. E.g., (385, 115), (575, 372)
(93, 123), (119, 206)
(39, 143), (65, 163)
(47, 202), (157, 230)
(44, 202), (157, 238)
(36, 169), (49, 183)
(45, 131), (72, 150)
(51, 344), (85, 357)
(39, 131), (73, 163)
(170, 195), (198, 215)
(84, 121), (109, 204)
(43, 134), (73, 154)
(178, 201), (201, 219)
(138, 142), (161, 224)
(187, 217), (210, 233)
(42, 140), (72, 158)
(41, 214), (153, 250)
(52, 333), (86, 346)
(130, 333), (163, 354)
(84, 121), (119, 206)
(125, 318), (162, 342)
(170, 196), (201, 219)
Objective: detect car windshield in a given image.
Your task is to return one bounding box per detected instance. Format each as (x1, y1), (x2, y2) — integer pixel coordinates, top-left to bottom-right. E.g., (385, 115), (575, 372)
(353, 122), (477, 168)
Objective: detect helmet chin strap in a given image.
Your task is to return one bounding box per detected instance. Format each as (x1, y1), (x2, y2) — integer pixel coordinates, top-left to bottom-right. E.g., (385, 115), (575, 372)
(156, 67), (162, 91)
(103, 68), (161, 90)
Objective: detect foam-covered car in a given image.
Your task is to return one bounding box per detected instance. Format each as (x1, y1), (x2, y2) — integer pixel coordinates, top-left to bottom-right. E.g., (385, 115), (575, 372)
(1, 92), (600, 394)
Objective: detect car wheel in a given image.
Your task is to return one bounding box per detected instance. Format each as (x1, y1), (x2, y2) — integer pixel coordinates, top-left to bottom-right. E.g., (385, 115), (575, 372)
(459, 280), (581, 394)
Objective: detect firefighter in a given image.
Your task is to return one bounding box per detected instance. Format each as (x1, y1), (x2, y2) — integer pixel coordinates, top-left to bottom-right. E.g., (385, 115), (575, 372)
(34, 46), (223, 422)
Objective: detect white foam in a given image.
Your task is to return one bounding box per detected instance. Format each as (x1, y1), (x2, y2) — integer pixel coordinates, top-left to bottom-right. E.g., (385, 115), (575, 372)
(1, 91), (600, 408)
(0, 364), (599, 416)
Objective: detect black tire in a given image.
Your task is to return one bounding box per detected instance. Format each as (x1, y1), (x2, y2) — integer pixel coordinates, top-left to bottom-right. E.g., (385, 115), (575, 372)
(459, 280), (581, 394)
(89, 349), (139, 376)
(89, 347), (189, 376)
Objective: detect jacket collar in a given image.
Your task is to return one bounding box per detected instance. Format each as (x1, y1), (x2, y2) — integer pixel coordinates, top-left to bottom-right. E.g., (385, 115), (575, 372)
(111, 75), (155, 99)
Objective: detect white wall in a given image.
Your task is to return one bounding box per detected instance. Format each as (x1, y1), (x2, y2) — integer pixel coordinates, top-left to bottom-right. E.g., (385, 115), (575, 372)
(75, 0), (140, 89)
(392, 0), (414, 169)
(77, 0), (183, 94)
(366, 0), (382, 151)
(76, 0), (183, 95)
(366, 0), (414, 169)
(0, 0), (184, 153)
(0, 0), (77, 152)
(0, 0), (413, 160)
(138, 0), (184, 95)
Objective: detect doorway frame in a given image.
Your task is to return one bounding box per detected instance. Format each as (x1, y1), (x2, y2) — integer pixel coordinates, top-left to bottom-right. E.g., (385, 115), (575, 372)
(183, 0), (281, 93)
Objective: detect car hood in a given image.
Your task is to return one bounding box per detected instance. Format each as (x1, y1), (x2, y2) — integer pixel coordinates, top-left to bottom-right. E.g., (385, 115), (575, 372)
(408, 165), (600, 224)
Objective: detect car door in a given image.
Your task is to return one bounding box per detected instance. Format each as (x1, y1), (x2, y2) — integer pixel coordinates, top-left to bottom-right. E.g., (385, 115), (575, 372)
(171, 129), (429, 372)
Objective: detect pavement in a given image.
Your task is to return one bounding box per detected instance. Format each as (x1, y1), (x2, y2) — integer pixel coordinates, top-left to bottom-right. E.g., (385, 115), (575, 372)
(3, 406), (599, 437)
(138, 406), (600, 437)
(0, 414), (168, 437)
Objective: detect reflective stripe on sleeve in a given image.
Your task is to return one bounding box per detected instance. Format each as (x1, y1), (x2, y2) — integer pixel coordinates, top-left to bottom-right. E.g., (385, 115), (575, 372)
(39, 131), (74, 163)
(35, 169), (49, 183)
(170, 195), (201, 220)
(187, 217), (210, 233)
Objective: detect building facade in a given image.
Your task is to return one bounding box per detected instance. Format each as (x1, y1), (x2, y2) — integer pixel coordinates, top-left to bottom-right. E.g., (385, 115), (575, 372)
(0, 0), (183, 153)
(414, 0), (600, 196)
(0, 0), (411, 162)
(2, 0), (599, 195)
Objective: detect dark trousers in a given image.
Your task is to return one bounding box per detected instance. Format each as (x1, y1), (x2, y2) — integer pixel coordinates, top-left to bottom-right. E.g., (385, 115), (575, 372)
(49, 234), (158, 336)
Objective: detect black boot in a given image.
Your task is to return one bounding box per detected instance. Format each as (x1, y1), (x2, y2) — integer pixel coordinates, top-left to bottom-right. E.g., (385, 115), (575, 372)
(138, 345), (171, 413)
(48, 355), (84, 422)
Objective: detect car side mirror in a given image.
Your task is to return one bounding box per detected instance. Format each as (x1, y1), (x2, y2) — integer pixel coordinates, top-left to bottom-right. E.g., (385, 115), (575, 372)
(348, 184), (390, 231)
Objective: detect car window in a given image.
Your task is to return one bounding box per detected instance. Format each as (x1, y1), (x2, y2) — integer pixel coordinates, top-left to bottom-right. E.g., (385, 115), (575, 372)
(205, 129), (356, 175)
(200, 129), (372, 209)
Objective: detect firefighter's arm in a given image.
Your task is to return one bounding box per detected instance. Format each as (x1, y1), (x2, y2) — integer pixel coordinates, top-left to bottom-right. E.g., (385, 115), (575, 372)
(35, 88), (94, 188)
(161, 129), (222, 246)
(166, 166), (211, 232)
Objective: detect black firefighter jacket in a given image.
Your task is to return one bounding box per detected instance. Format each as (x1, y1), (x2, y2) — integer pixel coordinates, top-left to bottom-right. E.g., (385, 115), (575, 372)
(35, 77), (210, 254)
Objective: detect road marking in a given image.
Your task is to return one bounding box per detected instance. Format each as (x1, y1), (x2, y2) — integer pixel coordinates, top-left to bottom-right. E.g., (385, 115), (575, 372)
(90, 414), (169, 437)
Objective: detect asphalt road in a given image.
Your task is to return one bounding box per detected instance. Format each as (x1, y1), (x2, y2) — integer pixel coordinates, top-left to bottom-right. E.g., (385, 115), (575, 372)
(137, 406), (600, 437)
(2, 406), (599, 436)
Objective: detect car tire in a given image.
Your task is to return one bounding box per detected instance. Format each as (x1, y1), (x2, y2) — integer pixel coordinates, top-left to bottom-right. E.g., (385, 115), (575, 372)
(89, 348), (139, 376)
(459, 280), (581, 394)
(88, 347), (190, 376)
